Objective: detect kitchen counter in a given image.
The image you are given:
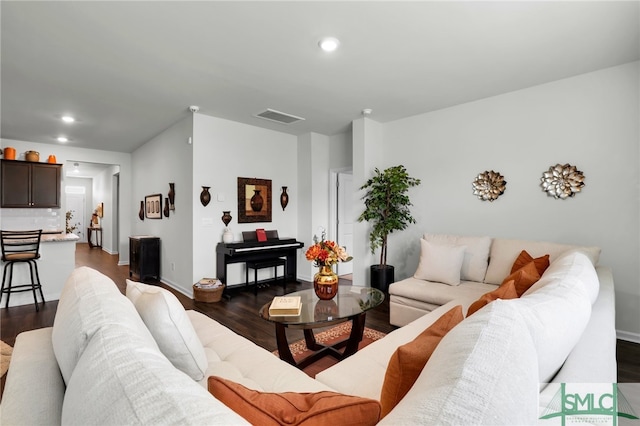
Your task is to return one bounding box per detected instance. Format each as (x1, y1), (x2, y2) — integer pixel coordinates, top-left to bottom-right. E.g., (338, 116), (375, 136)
(2, 233), (78, 308)
(41, 233), (80, 242)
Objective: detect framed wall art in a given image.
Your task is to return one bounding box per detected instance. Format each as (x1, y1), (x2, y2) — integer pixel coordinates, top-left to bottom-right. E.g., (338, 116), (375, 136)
(145, 194), (163, 219)
(237, 177), (272, 223)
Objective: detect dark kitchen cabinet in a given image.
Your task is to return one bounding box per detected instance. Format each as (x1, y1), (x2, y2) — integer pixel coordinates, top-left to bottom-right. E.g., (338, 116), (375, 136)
(129, 236), (160, 282)
(1, 160), (62, 208)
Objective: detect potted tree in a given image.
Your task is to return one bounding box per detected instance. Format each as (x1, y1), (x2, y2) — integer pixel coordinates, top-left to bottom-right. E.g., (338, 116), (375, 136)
(358, 165), (421, 292)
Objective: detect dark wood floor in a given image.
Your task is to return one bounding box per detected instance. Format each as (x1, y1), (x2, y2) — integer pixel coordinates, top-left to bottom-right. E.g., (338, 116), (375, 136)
(1, 243), (638, 400)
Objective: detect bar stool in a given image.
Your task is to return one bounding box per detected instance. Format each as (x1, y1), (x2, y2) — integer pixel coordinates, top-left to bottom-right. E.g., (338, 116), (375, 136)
(1, 230), (44, 311)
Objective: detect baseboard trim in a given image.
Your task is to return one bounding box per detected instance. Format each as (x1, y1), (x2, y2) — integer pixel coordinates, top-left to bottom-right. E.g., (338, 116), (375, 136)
(617, 329), (640, 344)
(160, 277), (191, 299)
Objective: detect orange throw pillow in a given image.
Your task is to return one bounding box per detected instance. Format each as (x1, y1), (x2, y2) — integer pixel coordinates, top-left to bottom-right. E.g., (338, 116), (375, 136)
(511, 250), (550, 276)
(467, 280), (518, 316)
(208, 376), (381, 426)
(503, 261), (541, 296)
(379, 305), (464, 418)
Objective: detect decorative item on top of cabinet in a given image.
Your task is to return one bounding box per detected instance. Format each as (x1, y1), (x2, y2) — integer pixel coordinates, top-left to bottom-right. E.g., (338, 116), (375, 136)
(280, 186), (289, 211)
(472, 170), (507, 202)
(540, 163), (585, 199)
(3, 147), (16, 160)
(138, 201), (145, 221)
(168, 183), (175, 210)
(163, 197), (170, 217)
(25, 151), (39, 162)
(200, 186), (211, 207)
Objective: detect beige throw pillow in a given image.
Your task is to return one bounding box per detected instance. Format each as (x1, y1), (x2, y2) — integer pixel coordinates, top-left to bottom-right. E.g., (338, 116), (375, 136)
(414, 239), (466, 286)
(126, 280), (208, 381)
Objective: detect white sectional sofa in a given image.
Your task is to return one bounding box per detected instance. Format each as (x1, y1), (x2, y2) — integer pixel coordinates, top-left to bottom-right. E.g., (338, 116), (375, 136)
(389, 233), (603, 326)
(0, 235), (617, 425)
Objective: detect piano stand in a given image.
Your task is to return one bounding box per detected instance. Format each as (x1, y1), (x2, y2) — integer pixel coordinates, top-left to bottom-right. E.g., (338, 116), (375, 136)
(246, 258), (287, 295)
(216, 236), (304, 297)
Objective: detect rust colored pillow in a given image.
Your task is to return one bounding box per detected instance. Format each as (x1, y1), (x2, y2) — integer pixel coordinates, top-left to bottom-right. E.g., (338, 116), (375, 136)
(379, 305), (464, 418)
(467, 280), (518, 316)
(503, 261), (541, 296)
(208, 376), (381, 426)
(511, 250), (550, 276)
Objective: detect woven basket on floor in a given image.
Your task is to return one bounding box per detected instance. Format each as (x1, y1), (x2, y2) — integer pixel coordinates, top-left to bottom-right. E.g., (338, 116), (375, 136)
(193, 284), (225, 303)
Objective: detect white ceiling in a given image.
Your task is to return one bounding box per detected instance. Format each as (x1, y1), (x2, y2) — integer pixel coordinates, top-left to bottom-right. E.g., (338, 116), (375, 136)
(2, 1), (638, 153)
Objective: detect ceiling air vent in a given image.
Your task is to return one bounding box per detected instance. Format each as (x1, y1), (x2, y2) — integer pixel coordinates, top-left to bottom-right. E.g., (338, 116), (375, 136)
(254, 109), (305, 125)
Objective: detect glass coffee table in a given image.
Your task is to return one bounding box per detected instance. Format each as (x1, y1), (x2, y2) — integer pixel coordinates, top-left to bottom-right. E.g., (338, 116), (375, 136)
(259, 286), (385, 369)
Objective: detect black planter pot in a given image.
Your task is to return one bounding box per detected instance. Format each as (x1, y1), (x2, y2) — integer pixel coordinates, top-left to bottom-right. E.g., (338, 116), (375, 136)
(370, 265), (394, 293)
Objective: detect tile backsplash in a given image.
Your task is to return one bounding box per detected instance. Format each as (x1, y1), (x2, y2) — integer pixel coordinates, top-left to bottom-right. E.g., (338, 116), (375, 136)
(0, 208), (62, 231)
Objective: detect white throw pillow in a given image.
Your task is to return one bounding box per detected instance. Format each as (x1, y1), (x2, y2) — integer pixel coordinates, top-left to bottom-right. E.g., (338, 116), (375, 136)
(413, 239), (466, 286)
(126, 280), (208, 381)
(423, 234), (491, 282)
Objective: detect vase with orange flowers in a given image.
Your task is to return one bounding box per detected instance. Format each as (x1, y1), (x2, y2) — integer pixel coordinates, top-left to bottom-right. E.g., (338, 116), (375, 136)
(305, 229), (352, 300)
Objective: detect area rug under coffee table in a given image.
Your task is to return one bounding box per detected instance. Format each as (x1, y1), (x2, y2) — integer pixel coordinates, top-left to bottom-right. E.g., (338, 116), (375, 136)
(273, 322), (386, 378)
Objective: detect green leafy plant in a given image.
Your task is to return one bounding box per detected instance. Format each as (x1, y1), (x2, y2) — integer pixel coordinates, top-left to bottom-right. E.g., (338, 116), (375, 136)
(358, 165), (421, 267)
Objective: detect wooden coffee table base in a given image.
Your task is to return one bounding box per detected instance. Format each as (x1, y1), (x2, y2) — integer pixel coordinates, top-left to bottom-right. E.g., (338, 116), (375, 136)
(275, 313), (367, 369)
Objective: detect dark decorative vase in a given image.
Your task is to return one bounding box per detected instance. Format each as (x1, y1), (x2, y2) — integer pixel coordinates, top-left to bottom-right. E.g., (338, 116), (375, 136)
(138, 201), (145, 221)
(280, 186), (289, 211)
(200, 186), (211, 207)
(314, 266), (339, 300)
(163, 197), (170, 217)
(370, 265), (394, 293)
(250, 189), (263, 212)
(221, 211), (232, 226)
(168, 183), (175, 210)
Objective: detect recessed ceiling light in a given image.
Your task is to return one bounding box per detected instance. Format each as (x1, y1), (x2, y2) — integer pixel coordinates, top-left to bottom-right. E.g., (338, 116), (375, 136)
(61, 116), (75, 123)
(57, 136), (68, 143)
(319, 37), (340, 52)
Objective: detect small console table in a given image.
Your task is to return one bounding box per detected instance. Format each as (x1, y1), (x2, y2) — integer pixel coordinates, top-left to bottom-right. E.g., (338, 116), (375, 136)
(87, 227), (102, 249)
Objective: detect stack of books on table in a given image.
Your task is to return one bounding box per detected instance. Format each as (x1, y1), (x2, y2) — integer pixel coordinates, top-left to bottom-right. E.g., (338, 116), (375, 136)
(194, 278), (223, 289)
(269, 296), (302, 316)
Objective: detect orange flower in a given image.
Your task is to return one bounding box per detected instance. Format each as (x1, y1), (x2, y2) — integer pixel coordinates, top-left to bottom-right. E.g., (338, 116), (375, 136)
(305, 234), (353, 268)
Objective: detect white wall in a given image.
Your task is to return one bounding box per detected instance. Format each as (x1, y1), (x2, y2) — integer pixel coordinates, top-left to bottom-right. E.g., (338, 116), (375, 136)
(0, 138), (133, 263)
(352, 117), (385, 287)
(365, 62), (639, 339)
(192, 114), (299, 286)
(131, 117), (193, 294)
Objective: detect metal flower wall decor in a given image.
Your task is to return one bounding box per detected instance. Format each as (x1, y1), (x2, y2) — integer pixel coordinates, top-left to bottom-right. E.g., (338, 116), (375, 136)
(472, 170), (507, 202)
(540, 163), (585, 199)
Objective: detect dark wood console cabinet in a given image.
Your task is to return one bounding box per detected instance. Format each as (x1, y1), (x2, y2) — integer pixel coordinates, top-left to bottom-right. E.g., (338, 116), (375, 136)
(129, 236), (160, 282)
(1, 160), (62, 208)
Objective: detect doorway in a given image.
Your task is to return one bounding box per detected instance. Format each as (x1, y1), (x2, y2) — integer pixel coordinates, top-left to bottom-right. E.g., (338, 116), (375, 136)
(65, 188), (87, 243)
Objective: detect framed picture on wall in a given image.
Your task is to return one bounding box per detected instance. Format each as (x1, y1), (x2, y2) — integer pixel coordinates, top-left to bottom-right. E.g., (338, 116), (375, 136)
(145, 194), (162, 219)
(237, 177), (272, 223)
